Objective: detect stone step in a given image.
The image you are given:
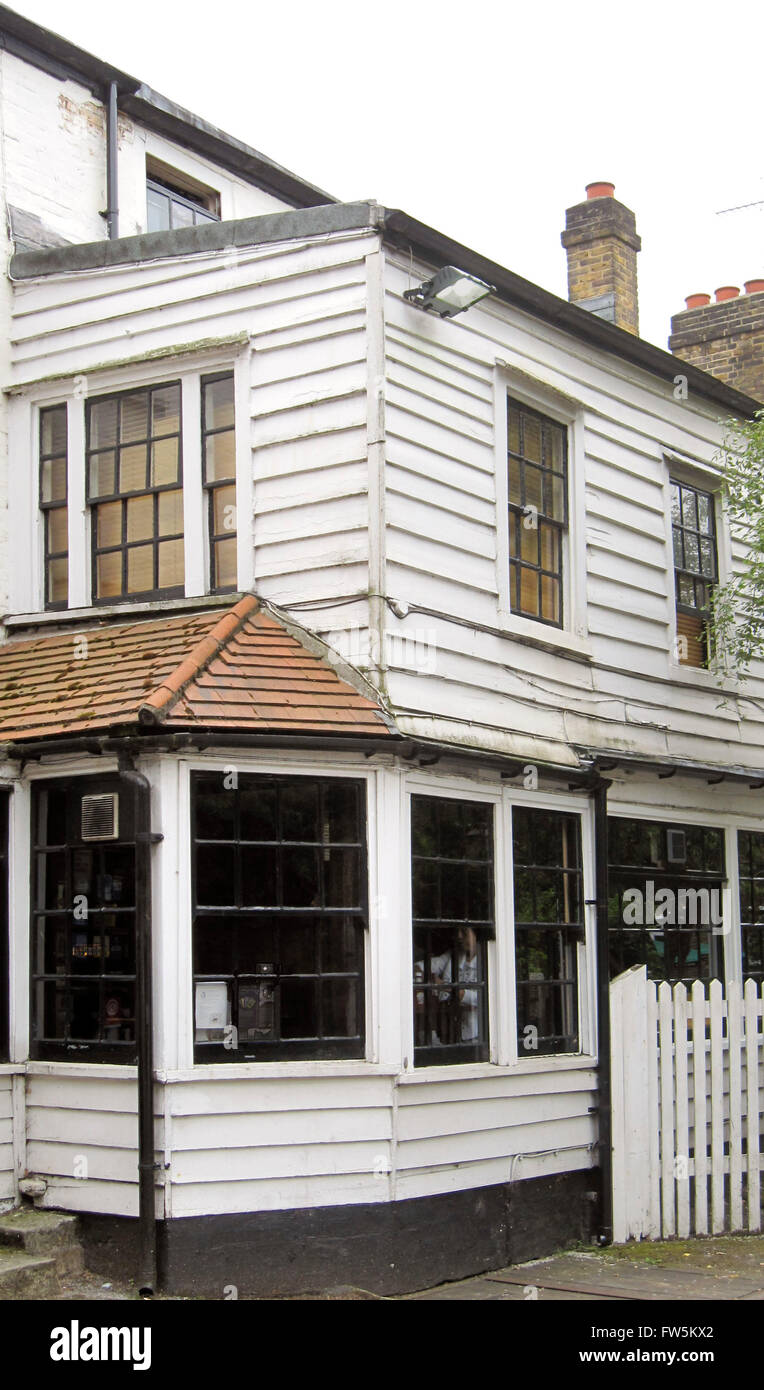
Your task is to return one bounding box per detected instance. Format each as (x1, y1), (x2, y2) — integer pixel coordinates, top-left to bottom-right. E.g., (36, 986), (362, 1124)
(0, 1247), (60, 1299)
(0, 1207), (85, 1276)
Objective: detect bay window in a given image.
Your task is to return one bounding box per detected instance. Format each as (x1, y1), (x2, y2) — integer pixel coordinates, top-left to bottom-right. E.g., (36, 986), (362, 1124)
(192, 773), (367, 1062)
(30, 778), (138, 1062)
(411, 794), (493, 1066)
(512, 806), (583, 1055)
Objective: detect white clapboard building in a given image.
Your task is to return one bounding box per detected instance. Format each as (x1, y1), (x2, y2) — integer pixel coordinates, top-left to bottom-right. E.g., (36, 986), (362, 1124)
(0, 6), (761, 1295)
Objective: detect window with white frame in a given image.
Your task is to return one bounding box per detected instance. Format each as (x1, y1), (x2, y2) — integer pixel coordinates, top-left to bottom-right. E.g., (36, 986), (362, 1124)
(507, 399), (568, 627)
(411, 794), (493, 1067)
(35, 367), (238, 612)
(191, 772), (368, 1062)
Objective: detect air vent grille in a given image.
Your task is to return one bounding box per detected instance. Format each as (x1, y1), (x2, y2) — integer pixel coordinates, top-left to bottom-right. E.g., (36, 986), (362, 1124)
(81, 793), (119, 842)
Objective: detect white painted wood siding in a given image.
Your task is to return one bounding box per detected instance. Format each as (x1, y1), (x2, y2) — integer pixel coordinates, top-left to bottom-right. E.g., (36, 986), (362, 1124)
(0, 1074), (14, 1200)
(381, 254), (764, 772)
(9, 229), (379, 623)
(25, 1070), (159, 1217)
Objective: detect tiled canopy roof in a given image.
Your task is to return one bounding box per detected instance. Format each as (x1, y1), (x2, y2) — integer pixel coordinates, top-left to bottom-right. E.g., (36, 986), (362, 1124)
(0, 595), (392, 743)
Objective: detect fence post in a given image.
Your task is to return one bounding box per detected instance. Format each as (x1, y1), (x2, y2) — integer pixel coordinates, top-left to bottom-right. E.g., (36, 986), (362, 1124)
(610, 965), (651, 1241)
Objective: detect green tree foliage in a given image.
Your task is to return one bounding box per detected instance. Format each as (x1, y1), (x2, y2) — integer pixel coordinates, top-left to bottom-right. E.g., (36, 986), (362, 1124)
(708, 409), (764, 682)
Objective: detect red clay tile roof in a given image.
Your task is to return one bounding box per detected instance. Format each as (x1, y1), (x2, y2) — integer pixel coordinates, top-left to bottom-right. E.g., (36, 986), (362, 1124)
(0, 595), (393, 743)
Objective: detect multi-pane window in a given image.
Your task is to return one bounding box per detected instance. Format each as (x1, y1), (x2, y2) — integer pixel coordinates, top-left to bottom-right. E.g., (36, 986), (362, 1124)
(147, 176), (219, 232)
(202, 374), (237, 592)
(671, 478), (717, 668)
(30, 779), (137, 1062)
(39, 404), (68, 609)
(86, 383), (184, 602)
(192, 774), (367, 1061)
(607, 817), (725, 984)
(0, 792), (8, 1062)
(411, 795), (493, 1066)
(512, 808), (583, 1054)
(507, 400), (567, 627)
(737, 830), (764, 983)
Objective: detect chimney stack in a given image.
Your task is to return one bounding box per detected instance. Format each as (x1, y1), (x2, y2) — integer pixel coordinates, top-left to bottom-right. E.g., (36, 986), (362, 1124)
(561, 182), (641, 335)
(669, 281), (764, 401)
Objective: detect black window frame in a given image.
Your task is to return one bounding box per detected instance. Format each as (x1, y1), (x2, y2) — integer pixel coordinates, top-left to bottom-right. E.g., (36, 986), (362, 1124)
(411, 793), (494, 1067)
(507, 398), (568, 629)
(146, 176), (220, 232)
(0, 791), (10, 1063)
(201, 371), (237, 594)
(607, 816), (725, 986)
(670, 477), (718, 667)
(39, 403), (69, 612)
(86, 380), (185, 604)
(512, 805), (584, 1056)
(191, 772), (368, 1063)
(737, 829), (764, 983)
(29, 776), (139, 1064)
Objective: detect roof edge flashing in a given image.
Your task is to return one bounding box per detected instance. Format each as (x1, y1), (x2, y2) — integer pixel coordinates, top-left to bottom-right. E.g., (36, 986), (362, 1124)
(9, 200), (383, 280)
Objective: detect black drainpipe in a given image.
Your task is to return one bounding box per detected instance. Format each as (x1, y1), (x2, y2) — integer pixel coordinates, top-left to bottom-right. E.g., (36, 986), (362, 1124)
(118, 757), (159, 1293)
(106, 81), (119, 239)
(592, 775), (613, 1245)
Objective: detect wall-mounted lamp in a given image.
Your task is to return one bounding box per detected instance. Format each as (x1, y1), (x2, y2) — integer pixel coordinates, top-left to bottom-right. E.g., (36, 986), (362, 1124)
(403, 264), (495, 318)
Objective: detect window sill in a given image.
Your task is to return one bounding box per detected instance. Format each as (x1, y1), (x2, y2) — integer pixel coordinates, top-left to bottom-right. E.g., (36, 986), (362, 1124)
(4, 592), (241, 631)
(161, 1061), (401, 1082)
(668, 662), (738, 695)
(497, 611), (592, 662)
(398, 1054), (597, 1083)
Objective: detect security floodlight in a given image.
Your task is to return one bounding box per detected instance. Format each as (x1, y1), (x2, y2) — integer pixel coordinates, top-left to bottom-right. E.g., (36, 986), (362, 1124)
(403, 265), (494, 318)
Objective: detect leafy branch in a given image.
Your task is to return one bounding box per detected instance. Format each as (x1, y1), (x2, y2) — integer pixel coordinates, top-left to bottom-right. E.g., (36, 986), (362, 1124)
(707, 408), (764, 683)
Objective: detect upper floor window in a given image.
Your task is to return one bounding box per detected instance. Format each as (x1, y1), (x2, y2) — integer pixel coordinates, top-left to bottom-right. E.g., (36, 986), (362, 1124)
(202, 374), (237, 592)
(671, 478), (717, 668)
(147, 175), (219, 232)
(87, 383), (184, 602)
(40, 404), (68, 611)
(507, 400), (567, 627)
(33, 368), (239, 612)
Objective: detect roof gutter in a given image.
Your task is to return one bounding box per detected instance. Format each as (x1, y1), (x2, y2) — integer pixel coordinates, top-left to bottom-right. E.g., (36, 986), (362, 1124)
(381, 209), (762, 419)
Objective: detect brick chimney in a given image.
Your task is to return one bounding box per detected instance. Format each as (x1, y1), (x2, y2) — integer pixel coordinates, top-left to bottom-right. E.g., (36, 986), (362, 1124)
(561, 182), (641, 335)
(668, 282), (764, 400)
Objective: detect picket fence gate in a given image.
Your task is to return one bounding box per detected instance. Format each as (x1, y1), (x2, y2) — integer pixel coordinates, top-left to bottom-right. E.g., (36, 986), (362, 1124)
(610, 966), (764, 1243)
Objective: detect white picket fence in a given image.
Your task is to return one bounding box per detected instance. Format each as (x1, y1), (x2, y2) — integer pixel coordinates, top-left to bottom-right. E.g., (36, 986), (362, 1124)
(610, 967), (764, 1243)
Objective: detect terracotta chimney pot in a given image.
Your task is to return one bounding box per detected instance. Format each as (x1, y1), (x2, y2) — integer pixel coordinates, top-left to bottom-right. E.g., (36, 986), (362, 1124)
(585, 181), (615, 200)
(715, 286), (740, 302)
(685, 293), (711, 310)
(744, 279), (764, 295)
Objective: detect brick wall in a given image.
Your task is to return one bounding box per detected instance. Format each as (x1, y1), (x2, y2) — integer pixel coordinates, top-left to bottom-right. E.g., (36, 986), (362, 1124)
(669, 291), (764, 402)
(561, 186), (641, 335)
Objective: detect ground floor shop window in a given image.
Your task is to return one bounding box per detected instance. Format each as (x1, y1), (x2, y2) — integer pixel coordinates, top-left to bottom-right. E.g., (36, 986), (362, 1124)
(607, 817), (725, 984)
(512, 806), (583, 1054)
(411, 795), (493, 1066)
(192, 773), (367, 1061)
(737, 830), (764, 983)
(0, 792), (9, 1060)
(30, 778), (137, 1061)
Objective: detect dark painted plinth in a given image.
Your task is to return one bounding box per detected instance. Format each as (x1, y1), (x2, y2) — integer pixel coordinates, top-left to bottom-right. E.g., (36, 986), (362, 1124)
(79, 1169), (599, 1297)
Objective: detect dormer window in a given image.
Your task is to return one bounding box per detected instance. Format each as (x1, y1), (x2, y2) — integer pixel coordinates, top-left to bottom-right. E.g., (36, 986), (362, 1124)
(146, 163), (220, 233)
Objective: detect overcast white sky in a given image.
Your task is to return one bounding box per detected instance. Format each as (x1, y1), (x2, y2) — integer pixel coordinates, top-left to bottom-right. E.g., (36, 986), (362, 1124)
(8, 0), (764, 348)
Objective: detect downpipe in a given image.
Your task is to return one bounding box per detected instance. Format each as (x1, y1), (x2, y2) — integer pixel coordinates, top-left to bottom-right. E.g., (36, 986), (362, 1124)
(592, 776), (613, 1246)
(118, 757), (159, 1294)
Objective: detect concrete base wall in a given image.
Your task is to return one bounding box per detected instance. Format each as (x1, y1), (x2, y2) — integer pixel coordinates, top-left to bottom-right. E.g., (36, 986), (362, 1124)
(79, 1169), (600, 1297)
